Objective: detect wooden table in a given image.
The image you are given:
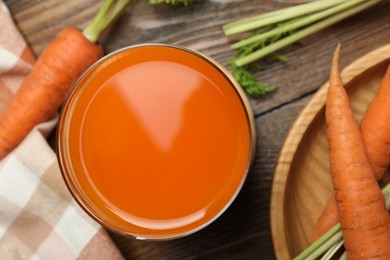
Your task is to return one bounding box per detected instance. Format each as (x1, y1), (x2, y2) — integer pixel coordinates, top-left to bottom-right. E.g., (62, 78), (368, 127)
(4, 0), (390, 259)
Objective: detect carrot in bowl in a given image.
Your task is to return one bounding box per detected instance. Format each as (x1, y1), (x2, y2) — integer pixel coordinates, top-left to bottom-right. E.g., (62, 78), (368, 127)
(324, 45), (390, 258)
(311, 64), (390, 243)
(310, 197), (339, 242)
(360, 66), (390, 179)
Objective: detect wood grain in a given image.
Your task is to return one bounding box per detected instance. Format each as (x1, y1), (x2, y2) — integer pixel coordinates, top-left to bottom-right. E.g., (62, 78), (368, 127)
(5, 0), (390, 118)
(271, 44), (390, 259)
(3, 0), (390, 259)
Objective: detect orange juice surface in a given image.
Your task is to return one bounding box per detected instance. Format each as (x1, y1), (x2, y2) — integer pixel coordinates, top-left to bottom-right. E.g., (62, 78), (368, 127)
(62, 45), (252, 239)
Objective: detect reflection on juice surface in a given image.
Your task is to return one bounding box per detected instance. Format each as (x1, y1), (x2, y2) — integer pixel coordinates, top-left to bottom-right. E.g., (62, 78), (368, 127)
(65, 45), (252, 238)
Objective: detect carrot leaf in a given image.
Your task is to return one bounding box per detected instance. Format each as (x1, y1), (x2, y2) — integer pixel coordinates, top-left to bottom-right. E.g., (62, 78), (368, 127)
(227, 21), (295, 98)
(228, 60), (277, 98)
(224, 0), (382, 97)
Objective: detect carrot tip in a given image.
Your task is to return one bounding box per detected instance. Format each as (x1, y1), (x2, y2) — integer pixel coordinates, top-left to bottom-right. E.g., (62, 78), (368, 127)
(330, 44), (342, 87)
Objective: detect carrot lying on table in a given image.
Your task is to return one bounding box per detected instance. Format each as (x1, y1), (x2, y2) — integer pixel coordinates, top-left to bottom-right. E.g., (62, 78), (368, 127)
(0, 0), (136, 160)
(311, 64), (390, 242)
(0, 27), (103, 159)
(325, 45), (390, 258)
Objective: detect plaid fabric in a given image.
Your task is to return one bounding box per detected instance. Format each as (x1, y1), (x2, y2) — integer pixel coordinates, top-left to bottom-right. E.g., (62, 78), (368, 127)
(0, 2), (124, 259)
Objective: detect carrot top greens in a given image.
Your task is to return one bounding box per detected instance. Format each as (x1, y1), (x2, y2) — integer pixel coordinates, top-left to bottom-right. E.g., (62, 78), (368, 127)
(224, 0), (382, 98)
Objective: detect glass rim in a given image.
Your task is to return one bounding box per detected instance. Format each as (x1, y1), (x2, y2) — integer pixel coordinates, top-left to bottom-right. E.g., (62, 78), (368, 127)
(56, 43), (256, 240)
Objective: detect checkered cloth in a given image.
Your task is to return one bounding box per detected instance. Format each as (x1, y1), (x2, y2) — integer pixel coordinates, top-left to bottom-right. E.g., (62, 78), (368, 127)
(0, 2), (124, 259)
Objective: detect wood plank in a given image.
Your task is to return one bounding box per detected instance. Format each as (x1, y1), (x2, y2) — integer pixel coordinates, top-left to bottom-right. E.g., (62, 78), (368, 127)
(5, 0), (390, 116)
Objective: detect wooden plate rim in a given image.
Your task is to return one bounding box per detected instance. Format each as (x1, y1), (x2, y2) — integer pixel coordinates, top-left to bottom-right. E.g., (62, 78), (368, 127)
(270, 43), (390, 260)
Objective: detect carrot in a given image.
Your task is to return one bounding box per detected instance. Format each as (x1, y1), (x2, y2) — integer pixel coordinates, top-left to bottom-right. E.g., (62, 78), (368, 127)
(360, 66), (390, 179)
(0, 0), (134, 160)
(311, 64), (390, 242)
(0, 27), (103, 159)
(310, 197), (338, 242)
(325, 45), (390, 258)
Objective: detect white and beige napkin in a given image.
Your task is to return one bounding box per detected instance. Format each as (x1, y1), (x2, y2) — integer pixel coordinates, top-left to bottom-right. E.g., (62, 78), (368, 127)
(0, 1), (124, 259)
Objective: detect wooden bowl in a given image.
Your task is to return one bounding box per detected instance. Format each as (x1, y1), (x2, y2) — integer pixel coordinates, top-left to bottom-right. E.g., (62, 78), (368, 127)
(270, 43), (390, 260)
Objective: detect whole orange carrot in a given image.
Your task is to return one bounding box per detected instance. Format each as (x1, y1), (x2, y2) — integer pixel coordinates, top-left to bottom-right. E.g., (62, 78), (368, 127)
(0, 27), (103, 159)
(0, 0), (134, 160)
(325, 45), (390, 258)
(311, 65), (390, 242)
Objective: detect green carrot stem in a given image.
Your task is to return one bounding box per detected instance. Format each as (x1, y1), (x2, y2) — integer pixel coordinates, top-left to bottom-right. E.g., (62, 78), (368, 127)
(223, 0), (348, 36)
(385, 192), (390, 209)
(235, 0), (381, 66)
(223, 8), (285, 31)
(294, 224), (342, 260)
(305, 232), (343, 260)
(339, 252), (347, 260)
(231, 0), (367, 49)
(223, 0), (338, 31)
(383, 182), (390, 196)
(83, 0), (133, 43)
(320, 239), (344, 260)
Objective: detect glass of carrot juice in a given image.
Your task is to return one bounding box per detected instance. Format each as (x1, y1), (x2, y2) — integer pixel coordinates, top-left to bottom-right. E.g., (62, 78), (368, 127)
(57, 44), (255, 240)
